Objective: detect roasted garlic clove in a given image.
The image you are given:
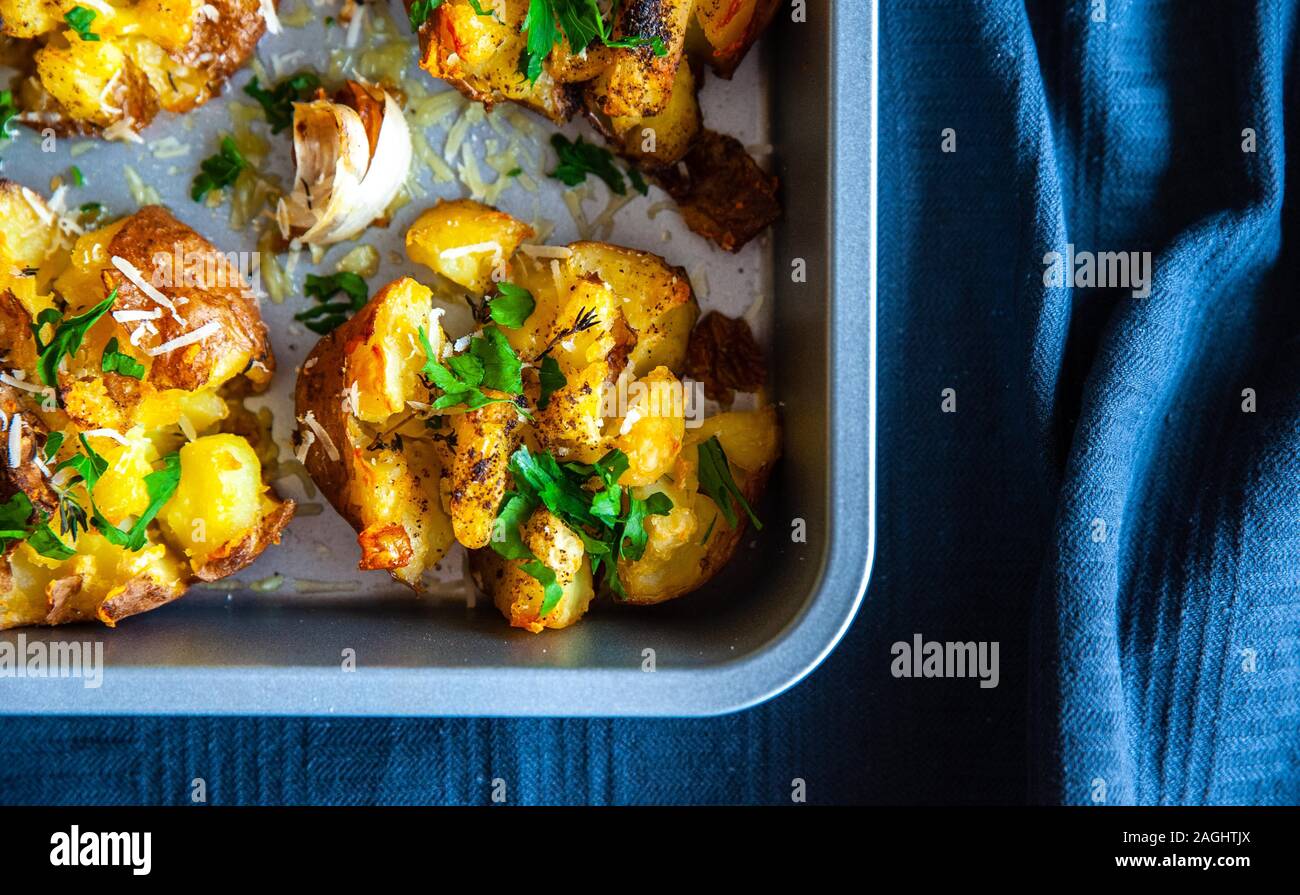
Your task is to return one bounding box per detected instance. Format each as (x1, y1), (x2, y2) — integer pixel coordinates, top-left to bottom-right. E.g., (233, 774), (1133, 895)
(278, 81), (411, 246)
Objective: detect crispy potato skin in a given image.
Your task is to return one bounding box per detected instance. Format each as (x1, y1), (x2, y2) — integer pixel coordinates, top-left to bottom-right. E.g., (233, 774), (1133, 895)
(0, 188), (292, 629)
(410, 0), (780, 250)
(1, 0), (270, 135)
(101, 206), (274, 394)
(294, 277), (456, 588)
(296, 199), (777, 631)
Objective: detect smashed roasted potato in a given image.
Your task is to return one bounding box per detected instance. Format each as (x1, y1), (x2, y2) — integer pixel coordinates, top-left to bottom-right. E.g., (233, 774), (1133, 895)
(0, 0), (274, 136)
(0, 181), (293, 628)
(296, 198), (778, 632)
(407, 0), (781, 251)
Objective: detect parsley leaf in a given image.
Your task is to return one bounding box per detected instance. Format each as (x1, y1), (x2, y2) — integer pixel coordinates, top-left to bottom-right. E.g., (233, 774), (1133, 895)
(296, 272), (369, 335)
(0, 493), (34, 550)
(489, 282), (535, 329)
(94, 452), (182, 551)
(417, 325), (522, 414)
(519, 0), (669, 84)
(537, 354), (565, 410)
(471, 325), (523, 393)
(64, 6), (99, 41)
(0, 90), (19, 143)
(0, 493), (76, 560)
(191, 136), (246, 202)
(408, 0), (444, 29)
(26, 521), (76, 560)
(244, 72), (322, 134)
(549, 134), (627, 194)
(467, 0), (500, 19)
(697, 435), (761, 530)
(495, 445), (672, 603)
(101, 337), (145, 380)
(69, 165), (85, 187)
(520, 0), (558, 83)
(32, 290), (117, 388)
(489, 489), (566, 614)
(619, 491), (672, 560)
(42, 431), (65, 462)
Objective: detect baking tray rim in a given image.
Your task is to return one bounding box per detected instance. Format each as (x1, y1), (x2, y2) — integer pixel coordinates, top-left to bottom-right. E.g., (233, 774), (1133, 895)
(0, 0), (876, 718)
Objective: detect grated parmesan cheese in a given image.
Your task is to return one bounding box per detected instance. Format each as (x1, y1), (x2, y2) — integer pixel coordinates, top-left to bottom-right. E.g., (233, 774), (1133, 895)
(111, 255), (186, 325)
(519, 244), (571, 259)
(299, 411), (339, 462)
(259, 0), (282, 33)
(82, 428), (130, 446)
(146, 321), (220, 356)
(7, 413), (22, 468)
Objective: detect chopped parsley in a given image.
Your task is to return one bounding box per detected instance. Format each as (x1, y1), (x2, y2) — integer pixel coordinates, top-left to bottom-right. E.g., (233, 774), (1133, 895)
(1, 492), (77, 561)
(548, 134), (648, 196)
(56, 436), (181, 552)
(31, 290), (117, 389)
(244, 72), (322, 134)
(536, 354), (565, 410)
(64, 6), (100, 41)
(69, 165), (85, 187)
(417, 324), (527, 415)
(191, 136), (247, 202)
(697, 436), (761, 530)
(1, 490), (77, 561)
(101, 337), (145, 380)
(42, 432), (65, 462)
(519, 0), (668, 84)
(0, 90), (18, 143)
(488, 282), (535, 329)
(408, 0), (444, 29)
(549, 134), (626, 193)
(296, 272), (369, 335)
(493, 445), (673, 607)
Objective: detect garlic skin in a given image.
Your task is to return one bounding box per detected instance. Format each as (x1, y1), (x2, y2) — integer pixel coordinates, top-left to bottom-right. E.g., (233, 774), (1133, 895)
(279, 84), (411, 246)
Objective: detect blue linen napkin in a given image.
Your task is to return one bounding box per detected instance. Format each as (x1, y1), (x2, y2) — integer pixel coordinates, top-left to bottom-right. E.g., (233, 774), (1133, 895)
(0, 0), (1296, 805)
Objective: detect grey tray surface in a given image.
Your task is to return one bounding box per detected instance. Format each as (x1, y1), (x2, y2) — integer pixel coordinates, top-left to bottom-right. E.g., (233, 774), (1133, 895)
(0, 0), (874, 716)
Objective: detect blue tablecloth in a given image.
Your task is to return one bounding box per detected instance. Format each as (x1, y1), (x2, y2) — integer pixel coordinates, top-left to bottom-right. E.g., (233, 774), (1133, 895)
(2, 0), (1297, 805)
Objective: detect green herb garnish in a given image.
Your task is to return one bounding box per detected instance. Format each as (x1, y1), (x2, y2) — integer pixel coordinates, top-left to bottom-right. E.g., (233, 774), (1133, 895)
(418, 325), (521, 414)
(244, 72), (321, 134)
(536, 354), (565, 410)
(64, 6), (100, 41)
(191, 136), (247, 202)
(42, 432), (65, 462)
(62, 436), (181, 552)
(0, 493), (77, 560)
(296, 272), (369, 335)
(519, 0), (668, 84)
(0, 90), (19, 143)
(493, 445), (673, 608)
(488, 282), (535, 329)
(408, 0), (444, 29)
(31, 290), (117, 389)
(549, 134), (628, 194)
(69, 166), (84, 187)
(101, 337), (145, 380)
(697, 435), (761, 530)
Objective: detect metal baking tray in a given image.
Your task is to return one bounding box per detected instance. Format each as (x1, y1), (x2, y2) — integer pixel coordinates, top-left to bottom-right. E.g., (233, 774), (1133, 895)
(0, 0), (874, 715)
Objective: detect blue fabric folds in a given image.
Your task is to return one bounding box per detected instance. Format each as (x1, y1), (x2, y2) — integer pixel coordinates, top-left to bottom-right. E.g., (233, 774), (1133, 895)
(0, 0), (1297, 805)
